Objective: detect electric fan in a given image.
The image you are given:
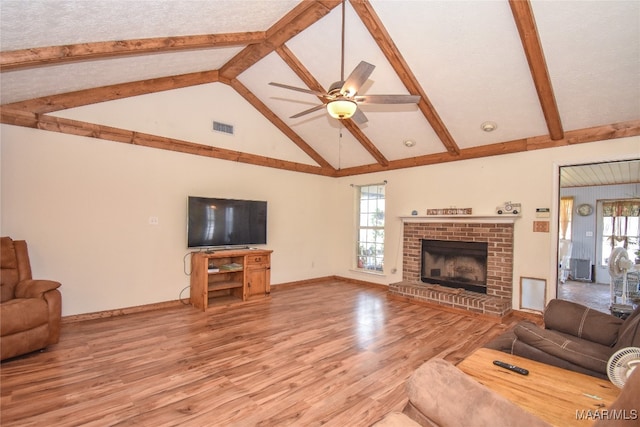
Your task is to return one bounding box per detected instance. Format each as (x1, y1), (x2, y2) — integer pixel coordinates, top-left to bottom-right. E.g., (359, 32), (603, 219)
(607, 347), (640, 388)
(608, 247), (635, 317)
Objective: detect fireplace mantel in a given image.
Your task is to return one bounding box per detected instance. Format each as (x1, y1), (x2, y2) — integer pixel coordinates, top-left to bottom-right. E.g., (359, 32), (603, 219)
(400, 215), (520, 224)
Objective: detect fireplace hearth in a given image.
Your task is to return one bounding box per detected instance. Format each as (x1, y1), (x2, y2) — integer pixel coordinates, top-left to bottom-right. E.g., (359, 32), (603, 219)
(421, 239), (488, 293)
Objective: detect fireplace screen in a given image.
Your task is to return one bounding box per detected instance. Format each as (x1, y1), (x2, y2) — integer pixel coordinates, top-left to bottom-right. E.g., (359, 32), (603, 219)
(421, 239), (488, 293)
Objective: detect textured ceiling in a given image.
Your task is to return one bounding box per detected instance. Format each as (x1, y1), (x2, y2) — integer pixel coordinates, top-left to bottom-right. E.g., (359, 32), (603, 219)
(1, 0), (639, 177)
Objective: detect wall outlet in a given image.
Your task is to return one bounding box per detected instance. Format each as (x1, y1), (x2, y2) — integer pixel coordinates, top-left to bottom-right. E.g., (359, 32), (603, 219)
(148, 216), (159, 225)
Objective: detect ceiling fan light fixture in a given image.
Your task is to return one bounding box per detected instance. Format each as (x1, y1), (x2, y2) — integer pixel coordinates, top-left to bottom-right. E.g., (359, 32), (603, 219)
(327, 99), (357, 120)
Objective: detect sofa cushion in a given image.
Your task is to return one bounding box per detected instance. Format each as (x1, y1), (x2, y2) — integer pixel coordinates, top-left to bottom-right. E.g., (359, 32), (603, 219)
(1, 298), (49, 336)
(511, 340), (607, 379)
(406, 358), (551, 427)
(514, 321), (612, 374)
(544, 299), (623, 347)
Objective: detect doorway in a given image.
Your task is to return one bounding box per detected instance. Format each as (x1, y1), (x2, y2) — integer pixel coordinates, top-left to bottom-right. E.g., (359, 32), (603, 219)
(556, 160), (640, 313)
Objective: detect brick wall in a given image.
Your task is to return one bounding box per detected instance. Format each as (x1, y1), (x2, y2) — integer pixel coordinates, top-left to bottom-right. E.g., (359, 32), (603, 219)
(393, 221), (514, 316)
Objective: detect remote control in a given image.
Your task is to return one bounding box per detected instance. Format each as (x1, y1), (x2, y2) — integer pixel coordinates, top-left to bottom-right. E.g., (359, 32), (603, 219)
(493, 360), (529, 375)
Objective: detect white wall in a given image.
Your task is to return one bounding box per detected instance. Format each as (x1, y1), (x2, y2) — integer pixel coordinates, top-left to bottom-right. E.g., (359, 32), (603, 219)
(2, 122), (639, 315)
(334, 136), (640, 309)
(1, 125), (338, 316)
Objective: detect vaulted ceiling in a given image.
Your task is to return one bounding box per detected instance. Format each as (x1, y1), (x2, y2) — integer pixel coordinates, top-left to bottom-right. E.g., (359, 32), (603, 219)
(1, 0), (639, 177)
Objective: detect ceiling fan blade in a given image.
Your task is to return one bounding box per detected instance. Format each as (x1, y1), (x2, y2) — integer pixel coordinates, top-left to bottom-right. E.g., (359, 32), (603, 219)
(354, 94), (421, 104)
(290, 104), (326, 119)
(269, 82), (327, 97)
(351, 108), (368, 125)
(341, 61), (375, 96)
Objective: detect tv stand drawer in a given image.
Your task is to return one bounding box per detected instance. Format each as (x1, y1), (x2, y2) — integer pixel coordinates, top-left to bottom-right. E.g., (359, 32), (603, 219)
(246, 255), (270, 268)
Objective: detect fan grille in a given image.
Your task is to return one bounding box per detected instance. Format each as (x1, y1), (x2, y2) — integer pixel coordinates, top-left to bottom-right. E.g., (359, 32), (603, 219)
(607, 347), (640, 388)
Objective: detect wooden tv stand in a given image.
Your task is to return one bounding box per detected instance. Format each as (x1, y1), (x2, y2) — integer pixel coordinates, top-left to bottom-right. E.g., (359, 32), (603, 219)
(190, 248), (272, 310)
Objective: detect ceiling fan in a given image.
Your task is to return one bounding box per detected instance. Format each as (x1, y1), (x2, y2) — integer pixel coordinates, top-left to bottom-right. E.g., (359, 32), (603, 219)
(269, 1), (420, 125)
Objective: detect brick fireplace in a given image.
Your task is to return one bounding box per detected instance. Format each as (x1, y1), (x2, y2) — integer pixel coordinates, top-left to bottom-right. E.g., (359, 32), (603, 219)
(389, 218), (515, 317)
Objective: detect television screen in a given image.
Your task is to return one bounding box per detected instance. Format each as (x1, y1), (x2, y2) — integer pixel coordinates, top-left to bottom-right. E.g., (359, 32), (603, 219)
(187, 196), (267, 248)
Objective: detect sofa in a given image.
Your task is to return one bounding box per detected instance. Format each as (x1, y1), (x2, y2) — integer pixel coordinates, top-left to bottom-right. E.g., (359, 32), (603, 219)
(1, 237), (62, 360)
(372, 356), (640, 427)
(372, 358), (551, 427)
(485, 299), (640, 379)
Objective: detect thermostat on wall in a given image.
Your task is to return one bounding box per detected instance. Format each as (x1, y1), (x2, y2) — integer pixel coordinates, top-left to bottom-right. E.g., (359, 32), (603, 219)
(536, 208), (550, 218)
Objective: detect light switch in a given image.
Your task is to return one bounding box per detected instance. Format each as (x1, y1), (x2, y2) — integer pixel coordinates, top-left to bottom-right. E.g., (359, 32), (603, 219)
(586, 231), (593, 237)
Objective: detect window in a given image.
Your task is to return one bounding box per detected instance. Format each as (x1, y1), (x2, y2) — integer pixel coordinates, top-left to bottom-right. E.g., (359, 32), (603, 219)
(356, 184), (385, 273)
(601, 199), (640, 266)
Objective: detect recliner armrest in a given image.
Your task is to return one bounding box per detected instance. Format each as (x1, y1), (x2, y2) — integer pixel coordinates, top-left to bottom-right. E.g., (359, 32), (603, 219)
(514, 321), (612, 374)
(15, 279), (61, 299)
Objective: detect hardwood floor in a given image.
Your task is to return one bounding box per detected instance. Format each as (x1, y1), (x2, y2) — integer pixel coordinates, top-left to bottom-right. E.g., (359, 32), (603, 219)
(1, 280), (517, 427)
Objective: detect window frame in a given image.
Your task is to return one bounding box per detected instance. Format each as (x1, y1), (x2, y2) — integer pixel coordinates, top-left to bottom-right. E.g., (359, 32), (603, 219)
(354, 183), (386, 274)
(600, 199), (640, 266)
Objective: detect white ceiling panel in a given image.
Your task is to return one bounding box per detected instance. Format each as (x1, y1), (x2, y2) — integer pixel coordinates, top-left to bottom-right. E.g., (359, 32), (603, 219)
(372, 0), (549, 148)
(0, 47), (243, 104)
(532, 0), (640, 131)
(0, 0), (299, 49)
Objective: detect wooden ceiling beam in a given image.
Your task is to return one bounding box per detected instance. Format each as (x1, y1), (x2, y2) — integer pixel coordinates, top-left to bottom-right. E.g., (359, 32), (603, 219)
(350, 0), (460, 156)
(333, 119), (640, 177)
(341, 120), (389, 166)
(275, 45), (389, 167)
(275, 45), (326, 94)
(228, 77), (336, 172)
(219, 0), (342, 81)
(0, 33), (266, 72)
(0, 108), (333, 176)
(2, 70), (220, 114)
(509, 0), (564, 141)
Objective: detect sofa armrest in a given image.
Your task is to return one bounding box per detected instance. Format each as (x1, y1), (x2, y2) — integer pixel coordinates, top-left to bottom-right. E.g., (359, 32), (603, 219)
(594, 365), (640, 427)
(514, 321), (612, 374)
(544, 299), (622, 346)
(405, 358), (550, 427)
(15, 279), (61, 299)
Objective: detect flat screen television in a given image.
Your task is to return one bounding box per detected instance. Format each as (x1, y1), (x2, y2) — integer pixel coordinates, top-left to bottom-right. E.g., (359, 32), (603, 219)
(187, 196), (267, 248)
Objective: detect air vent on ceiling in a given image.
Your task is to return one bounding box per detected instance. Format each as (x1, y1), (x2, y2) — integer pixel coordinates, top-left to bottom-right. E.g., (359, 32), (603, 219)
(213, 121), (234, 135)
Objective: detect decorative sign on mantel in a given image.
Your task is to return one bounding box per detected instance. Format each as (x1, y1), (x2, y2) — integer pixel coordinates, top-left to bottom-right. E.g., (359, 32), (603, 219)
(426, 208), (472, 215)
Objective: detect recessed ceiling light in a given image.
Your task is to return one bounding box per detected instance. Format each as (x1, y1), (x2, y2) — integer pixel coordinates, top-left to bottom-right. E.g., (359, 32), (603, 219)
(403, 139), (416, 147)
(481, 121), (498, 132)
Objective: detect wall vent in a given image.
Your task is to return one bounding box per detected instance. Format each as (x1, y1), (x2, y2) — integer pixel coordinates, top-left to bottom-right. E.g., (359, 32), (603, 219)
(213, 121), (234, 135)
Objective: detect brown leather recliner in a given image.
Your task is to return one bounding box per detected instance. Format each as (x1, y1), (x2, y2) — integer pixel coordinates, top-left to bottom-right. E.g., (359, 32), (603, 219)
(1, 237), (62, 361)
(486, 299), (640, 379)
